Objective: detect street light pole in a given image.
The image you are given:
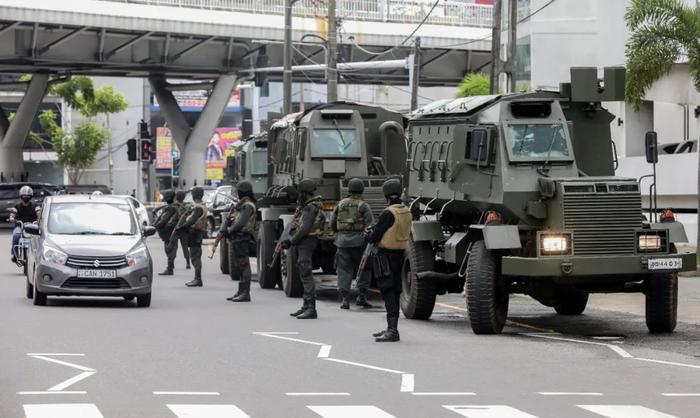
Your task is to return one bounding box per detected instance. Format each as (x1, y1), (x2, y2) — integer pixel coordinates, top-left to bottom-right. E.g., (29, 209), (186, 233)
(283, 0), (298, 115)
(327, 0), (338, 103)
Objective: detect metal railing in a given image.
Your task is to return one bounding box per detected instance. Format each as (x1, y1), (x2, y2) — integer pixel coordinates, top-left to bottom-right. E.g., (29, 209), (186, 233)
(98, 0), (493, 27)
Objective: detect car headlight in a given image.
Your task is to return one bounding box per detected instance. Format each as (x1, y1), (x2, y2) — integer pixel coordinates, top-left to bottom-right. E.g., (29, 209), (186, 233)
(540, 233), (572, 255)
(126, 247), (149, 268)
(638, 234), (661, 251)
(43, 246), (67, 266)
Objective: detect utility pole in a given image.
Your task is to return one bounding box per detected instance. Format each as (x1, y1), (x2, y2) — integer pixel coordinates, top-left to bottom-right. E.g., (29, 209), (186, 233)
(327, 0), (338, 103)
(489, 0), (502, 94)
(489, 0), (517, 94)
(409, 37), (422, 111)
(283, 0), (297, 115)
(507, 0), (518, 93)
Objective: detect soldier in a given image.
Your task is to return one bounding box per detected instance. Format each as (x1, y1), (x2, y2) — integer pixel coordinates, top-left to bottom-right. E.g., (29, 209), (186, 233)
(153, 190), (179, 276)
(330, 178), (374, 310)
(225, 181), (257, 302)
(366, 179), (410, 342)
(282, 179), (325, 319)
(173, 187), (209, 287)
(174, 191), (192, 270)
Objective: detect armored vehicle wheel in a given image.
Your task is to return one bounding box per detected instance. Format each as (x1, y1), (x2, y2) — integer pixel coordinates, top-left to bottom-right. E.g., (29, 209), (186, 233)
(227, 240), (238, 281)
(466, 240), (508, 334)
(554, 290), (589, 315)
(400, 236), (436, 319)
(258, 221), (281, 289)
(645, 272), (678, 333)
(281, 247), (304, 297)
(219, 239), (230, 275)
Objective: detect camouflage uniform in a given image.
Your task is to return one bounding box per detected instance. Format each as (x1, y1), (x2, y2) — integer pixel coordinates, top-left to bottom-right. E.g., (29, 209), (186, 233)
(225, 196), (257, 301)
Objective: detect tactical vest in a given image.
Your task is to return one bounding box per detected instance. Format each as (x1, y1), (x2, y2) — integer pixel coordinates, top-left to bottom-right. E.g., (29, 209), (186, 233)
(167, 202), (186, 228)
(230, 199), (257, 234)
(297, 196), (325, 237)
(379, 204), (411, 250)
(191, 202), (209, 232)
(336, 196), (367, 232)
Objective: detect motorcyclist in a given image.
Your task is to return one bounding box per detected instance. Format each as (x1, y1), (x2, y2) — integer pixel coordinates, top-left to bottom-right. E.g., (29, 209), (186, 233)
(9, 186), (38, 263)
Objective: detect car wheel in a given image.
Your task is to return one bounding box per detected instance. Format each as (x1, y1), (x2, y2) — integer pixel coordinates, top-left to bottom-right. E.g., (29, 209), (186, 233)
(26, 278), (34, 299)
(137, 293), (152, 307)
(466, 240), (508, 334)
(33, 288), (47, 306)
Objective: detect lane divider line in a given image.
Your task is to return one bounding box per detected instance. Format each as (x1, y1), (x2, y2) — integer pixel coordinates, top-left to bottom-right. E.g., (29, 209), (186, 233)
(521, 333), (632, 358)
(24, 354), (96, 394)
(153, 392), (220, 396)
(322, 358), (406, 374)
(286, 392), (351, 396)
(17, 391), (87, 395)
(48, 371), (96, 392)
(538, 392), (603, 396)
(662, 393), (700, 397)
(411, 392), (476, 396)
(633, 357), (700, 369)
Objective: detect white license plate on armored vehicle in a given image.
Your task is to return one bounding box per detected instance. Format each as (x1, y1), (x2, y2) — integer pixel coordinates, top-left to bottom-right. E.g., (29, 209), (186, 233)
(77, 269), (117, 279)
(648, 258), (682, 270)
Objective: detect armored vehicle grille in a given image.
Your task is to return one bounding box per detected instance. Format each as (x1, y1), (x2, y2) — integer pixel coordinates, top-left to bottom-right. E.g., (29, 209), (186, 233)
(563, 193), (641, 255)
(61, 278), (131, 289)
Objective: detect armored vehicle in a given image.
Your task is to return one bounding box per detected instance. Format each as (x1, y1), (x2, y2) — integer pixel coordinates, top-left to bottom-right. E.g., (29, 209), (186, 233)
(257, 102), (407, 294)
(224, 133), (269, 198)
(403, 67), (696, 334)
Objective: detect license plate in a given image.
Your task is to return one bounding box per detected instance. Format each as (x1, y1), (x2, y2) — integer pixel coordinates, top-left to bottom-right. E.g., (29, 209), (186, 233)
(77, 269), (117, 279)
(648, 258), (682, 271)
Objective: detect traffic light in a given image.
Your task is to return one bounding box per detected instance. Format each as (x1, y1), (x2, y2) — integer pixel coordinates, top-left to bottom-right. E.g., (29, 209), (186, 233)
(140, 139), (152, 162)
(139, 120), (150, 139)
(127, 138), (138, 161)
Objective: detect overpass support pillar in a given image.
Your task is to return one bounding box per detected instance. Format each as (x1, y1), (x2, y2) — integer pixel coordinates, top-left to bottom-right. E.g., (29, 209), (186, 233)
(149, 74), (238, 189)
(0, 74), (50, 182)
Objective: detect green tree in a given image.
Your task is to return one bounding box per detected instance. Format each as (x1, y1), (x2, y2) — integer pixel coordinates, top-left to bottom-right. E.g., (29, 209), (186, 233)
(456, 73), (491, 98)
(625, 0), (700, 250)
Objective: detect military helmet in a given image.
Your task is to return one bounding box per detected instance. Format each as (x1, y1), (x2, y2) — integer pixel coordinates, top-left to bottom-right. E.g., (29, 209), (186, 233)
(175, 190), (186, 202)
(382, 179), (402, 199)
(236, 181), (253, 195)
(191, 187), (204, 200)
(162, 190), (175, 202)
(298, 179), (316, 194)
(348, 178), (364, 194)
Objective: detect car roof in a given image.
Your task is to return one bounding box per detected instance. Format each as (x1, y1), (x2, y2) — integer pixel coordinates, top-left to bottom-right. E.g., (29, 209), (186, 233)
(46, 195), (132, 204)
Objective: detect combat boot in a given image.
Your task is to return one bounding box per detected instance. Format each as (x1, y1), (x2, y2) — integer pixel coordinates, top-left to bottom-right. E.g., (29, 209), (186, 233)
(232, 282), (251, 302)
(356, 289), (373, 308)
(375, 317), (400, 342)
(290, 300), (309, 317)
(372, 329), (387, 338)
(297, 299), (318, 319)
(185, 272), (202, 287)
(158, 268), (174, 276)
(339, 291), (350, 310)
(226, 290), (241, 301)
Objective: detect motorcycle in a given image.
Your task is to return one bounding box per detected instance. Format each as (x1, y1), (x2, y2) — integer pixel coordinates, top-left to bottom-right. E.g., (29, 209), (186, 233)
(7, 208), (30, 275)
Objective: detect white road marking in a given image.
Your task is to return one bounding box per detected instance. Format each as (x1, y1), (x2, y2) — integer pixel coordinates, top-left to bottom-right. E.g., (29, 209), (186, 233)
(26, 353), (85, 357)
(411, 392), (476, 396)
(444, 405), (539, 418)
(49, 371), (96, 392)
(578, 405), (678, 418)
(154, 392), (221, 396)
(633, 357), (700, 369)
(521, 333), (632, 358)
(167, 404), (251, 417)
(308, 405), (396, 418)
(254, 332), (333, 359)
(25, 354), (96, 393)
(318, 345), (332, 358)
(400, 374), (414, 392)
(17, 391), (87, 395)
(538, 392), (603, 396)
(323, 358), (406, 374)
(23, 403), (104, 418)
(286, 392), (350, 396)
(29, 355), (95, 372)
(662, 393), (700, 397)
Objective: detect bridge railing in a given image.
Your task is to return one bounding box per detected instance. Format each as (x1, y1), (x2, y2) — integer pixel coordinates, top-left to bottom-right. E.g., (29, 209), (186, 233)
(100, 0), (493, 27)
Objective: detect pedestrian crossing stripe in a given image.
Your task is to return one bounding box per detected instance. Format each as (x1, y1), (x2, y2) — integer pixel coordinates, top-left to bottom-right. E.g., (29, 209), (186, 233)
(444, 405), (539, 418)
(578, 405), (679, 418)
(167, 404), (251, 418)
(308, 405), (396, 418)
(23, 403), (104, 418)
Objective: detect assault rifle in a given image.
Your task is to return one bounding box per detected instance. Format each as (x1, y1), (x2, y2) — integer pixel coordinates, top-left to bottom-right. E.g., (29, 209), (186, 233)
(355, 242), (377, 282)
(168, 206), (193, 247)
(268, 222), (294, 268)
(208, 214), (232, 259)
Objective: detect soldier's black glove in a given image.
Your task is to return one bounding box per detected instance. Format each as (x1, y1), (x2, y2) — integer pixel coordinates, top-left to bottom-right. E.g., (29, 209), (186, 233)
(280, 239), (291, 250)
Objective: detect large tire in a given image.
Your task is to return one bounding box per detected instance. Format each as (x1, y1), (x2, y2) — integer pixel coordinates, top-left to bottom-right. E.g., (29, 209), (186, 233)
(400, 237), (437, 320)
(257, 221), (281, 289)
(466, 240), (508, 334)
(227, 239), (238, 281)
(33, 287), (47, 306)
(645, 272), (678, 333)
(554, 290), (589, 315)
(219, 239), (230, 275)
(281, 247), (304, 298)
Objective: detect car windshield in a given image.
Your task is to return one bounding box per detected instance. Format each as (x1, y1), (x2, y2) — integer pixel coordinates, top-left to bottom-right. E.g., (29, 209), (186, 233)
(507, 123), (571, 161)
(251, 150), (267, 175)
(184, 190), (216, 204)
(311, 128), (360, 157)
(48, 202), (137, 235)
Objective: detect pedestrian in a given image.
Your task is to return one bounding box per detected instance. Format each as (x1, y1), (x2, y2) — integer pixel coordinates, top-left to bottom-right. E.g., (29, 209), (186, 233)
(366, 179), (411, 342)
(174, 191), (191, 270)
(282, 179), (325, 319)
(330, 178), (374, 310)
(152, 190), (179, 276)
(173, 187), (208, 287)
(225, 181), (257, 302)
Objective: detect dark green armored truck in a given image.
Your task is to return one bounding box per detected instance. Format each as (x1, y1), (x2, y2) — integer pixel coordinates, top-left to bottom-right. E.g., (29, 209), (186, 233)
(256, 102), (407, 295)
(403, 67), (696, 334)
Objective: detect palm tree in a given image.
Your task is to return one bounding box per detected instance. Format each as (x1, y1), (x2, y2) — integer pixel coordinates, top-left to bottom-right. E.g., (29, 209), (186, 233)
(625, 0), (700, 250)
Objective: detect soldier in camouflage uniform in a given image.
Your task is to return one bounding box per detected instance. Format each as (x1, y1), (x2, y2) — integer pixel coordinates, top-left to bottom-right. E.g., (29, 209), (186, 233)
(173, 187), (209, 287)
(153, 190), (178, 275)
(330, 178), (374, 309)
(225, 181), (257, 302)
(174, 191), (191, 269)
(282, 179), (325, 319)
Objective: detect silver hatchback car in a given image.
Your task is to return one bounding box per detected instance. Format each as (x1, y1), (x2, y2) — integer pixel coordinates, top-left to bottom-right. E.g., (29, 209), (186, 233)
(24, 195), (156, 307)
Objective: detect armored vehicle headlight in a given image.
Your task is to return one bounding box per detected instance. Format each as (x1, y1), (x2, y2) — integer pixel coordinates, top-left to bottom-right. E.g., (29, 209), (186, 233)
(638, 234), (661, 251)
(540, 233), (572, 255)
(323, 203), (337, 212)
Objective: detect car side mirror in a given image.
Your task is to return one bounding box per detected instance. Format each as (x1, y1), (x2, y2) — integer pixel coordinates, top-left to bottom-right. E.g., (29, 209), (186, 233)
(645, 131), (658, 164)
(470, 129), (491, 163)
(24, 223), (40, 236)
(142, 226), (157, 237)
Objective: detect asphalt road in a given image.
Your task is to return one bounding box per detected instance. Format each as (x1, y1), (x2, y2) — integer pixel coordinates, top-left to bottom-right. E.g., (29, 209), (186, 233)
(2, 233), (700, 418)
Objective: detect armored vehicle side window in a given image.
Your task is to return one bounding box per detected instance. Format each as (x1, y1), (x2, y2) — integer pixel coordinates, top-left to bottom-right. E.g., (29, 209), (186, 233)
(311, 128), (360, 158)
(506, 123), (571, 161)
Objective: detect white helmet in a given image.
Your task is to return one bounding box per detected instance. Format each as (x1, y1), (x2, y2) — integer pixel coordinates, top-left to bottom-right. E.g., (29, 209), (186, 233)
(91, 191), (103, 196)
(19, 185), (33, 198)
